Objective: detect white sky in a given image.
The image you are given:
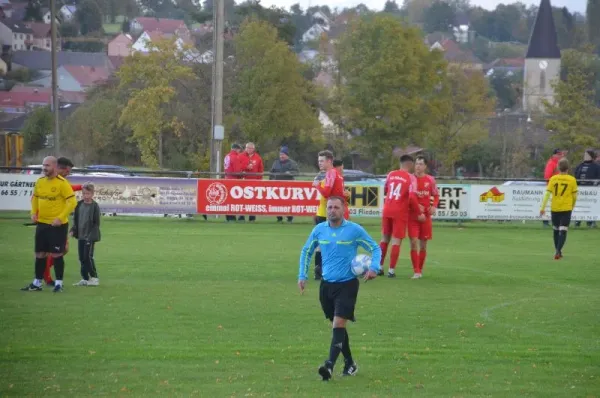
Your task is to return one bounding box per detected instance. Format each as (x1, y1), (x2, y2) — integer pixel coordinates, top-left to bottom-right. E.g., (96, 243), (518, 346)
(258, 0), (586, 14)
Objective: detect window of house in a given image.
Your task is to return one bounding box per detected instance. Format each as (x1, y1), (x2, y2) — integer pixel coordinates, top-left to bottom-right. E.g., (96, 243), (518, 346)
(13, 44), (16, 50)
(540, 71), (546, 91)
(20, 34), (23, 39)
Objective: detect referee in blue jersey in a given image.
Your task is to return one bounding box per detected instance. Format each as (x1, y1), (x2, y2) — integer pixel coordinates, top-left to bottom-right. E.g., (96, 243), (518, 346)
(298, 196), (382, 381)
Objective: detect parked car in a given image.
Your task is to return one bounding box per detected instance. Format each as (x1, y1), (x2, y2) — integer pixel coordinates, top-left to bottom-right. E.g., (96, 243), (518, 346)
(85, 165), (137, 176)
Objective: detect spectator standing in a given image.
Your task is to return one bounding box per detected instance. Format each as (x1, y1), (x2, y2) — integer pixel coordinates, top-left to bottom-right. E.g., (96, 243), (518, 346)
(574, 150), (600, 228)
(269, 146), (299, 223)
(224, 143), (243, 222)
(543, 149), (566, 226)
(238, 142), (264, 222)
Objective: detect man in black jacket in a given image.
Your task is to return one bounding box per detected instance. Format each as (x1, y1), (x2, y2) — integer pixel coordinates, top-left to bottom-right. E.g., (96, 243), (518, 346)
(269, 146), (299, 223)
(574, 150), (600, 227)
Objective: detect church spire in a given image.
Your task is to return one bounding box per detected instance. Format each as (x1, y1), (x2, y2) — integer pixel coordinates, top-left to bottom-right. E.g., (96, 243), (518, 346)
(525, 0), (560, 59)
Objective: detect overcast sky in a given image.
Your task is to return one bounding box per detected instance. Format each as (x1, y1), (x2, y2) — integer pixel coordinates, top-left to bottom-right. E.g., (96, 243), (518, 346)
(258, 0), (586, 15)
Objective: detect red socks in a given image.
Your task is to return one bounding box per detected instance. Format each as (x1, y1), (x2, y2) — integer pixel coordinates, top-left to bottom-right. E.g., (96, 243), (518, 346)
(390, 245), (400, 269)
(419, 250), (427, 272)
(410, 250), (420, 273)
(379, 242), (389, 265)
(43, 256), (54, 283)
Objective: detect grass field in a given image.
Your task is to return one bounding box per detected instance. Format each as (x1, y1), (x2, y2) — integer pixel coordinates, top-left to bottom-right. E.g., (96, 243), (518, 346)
(1, 215), (599, 397)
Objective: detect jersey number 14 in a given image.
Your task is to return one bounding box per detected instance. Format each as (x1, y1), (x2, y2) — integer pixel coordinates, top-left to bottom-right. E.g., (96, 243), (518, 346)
(388, 182), (403, 200)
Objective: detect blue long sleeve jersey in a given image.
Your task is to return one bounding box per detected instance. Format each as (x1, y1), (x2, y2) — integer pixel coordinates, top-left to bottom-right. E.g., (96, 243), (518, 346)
(298, 220), (382, 282)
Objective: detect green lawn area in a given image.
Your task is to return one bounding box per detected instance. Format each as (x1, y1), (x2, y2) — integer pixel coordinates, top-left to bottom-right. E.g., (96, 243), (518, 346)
(0, 215), (599, 397)
(103, 23), (121, 35)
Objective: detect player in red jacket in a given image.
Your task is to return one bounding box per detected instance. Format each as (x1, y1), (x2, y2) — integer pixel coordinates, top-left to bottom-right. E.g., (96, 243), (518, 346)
(238, 142), (264, 222)
(333, 160), (350, 220)
(380, 155), (423, 278)
(543, 149), (566, 227)
(43, 157), (82, 286)
(224, 143), (243, 222)
(408, 156), (440, 279)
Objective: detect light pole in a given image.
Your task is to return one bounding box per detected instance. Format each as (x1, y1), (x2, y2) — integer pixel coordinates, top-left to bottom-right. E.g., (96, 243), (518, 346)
(50, 0), (59, 155)
(210, 0), (225, 177)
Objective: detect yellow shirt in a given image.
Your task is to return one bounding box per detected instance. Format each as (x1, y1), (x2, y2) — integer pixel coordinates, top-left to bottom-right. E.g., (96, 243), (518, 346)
(546, 174), (578, 212)
(316, 180), (327, 217)
(31, 175), (77, 225)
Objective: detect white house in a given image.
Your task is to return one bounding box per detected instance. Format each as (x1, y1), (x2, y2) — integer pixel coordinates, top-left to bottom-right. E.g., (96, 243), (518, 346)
(0, 21), (33, 51)
(132, 31), (202, 63)
(302, 24), (328, 43)
(59, 5), (76, 21)
(42, 11), (61, 25)
(312, 11), (331, 27)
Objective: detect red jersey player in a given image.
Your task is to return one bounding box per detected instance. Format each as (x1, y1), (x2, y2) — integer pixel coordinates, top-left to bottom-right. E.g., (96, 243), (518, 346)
(312, 150), (345, 280)
(379, 155), (424, 278)
(333, 159), (350, 220)
(408, 156), (440, 279)
(42, 157), (82, 286)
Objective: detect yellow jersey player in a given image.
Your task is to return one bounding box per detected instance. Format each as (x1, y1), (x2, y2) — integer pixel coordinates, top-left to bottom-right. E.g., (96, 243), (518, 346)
(21, 156), (77, 292)
(540, 158), (578, 260)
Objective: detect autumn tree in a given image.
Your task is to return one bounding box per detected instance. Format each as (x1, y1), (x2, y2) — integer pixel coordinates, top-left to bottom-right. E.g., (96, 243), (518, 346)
(544, 49), (600, 161)
(22, 106), (52, 153)
(232, 20), (321, 160)
(336, 14), (447, 172)
(426, 69), (495, 175)
(117, 38), (195, 168)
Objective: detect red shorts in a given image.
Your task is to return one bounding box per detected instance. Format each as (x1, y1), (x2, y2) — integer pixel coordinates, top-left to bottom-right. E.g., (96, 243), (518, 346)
(382, 217), (407, 239)
(408, 217), (433, 240)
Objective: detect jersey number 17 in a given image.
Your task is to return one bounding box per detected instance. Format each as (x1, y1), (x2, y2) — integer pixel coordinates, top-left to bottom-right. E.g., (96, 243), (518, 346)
(553, 182), (568, 196)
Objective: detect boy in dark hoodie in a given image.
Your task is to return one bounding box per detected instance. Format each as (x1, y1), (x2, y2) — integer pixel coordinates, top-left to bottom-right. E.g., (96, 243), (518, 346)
(70, 182), (102, 286)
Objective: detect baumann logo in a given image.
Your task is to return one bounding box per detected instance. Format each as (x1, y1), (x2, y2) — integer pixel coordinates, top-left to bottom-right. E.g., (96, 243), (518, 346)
(480, 187), (505, 203)
(206, 182), (228, 205)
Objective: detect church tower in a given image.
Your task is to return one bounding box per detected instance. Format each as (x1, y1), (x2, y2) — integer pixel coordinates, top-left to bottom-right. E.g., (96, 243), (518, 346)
(522, 0), (561, 113)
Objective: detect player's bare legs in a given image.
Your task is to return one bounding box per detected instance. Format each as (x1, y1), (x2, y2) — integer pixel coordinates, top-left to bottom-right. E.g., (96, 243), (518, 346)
(387, 237), (402, 278)
(409, 238), (422, 279)
(378, 234), (390, 276)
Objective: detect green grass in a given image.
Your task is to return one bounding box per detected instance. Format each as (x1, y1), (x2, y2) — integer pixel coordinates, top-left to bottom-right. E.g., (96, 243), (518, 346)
(1, 215), (599, 397)
(103, 23), (121, 35)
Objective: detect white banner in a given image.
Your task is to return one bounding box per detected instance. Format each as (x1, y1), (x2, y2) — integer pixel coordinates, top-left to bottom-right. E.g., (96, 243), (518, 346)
(0, 173), (36, 210)
(470, 184), (600, 221)
(433, 184), (470, 220)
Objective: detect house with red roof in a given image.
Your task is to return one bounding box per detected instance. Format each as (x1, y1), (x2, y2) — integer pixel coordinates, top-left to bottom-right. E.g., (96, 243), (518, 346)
(0, 89), (51, 114)
(130, 17), (190, 41)
(479, 187), (505, 203)
(25, 22), (54, 51)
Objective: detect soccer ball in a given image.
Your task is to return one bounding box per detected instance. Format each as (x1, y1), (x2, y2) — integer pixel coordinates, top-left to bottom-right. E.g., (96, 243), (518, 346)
(351, 254), (372, 276)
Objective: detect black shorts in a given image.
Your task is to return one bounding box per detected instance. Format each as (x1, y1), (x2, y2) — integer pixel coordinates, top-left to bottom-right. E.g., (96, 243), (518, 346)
(319, 278), (359, 322)
(551, 211), (572, 228)
(314, 216), (327, 225)
(35, 223), (69, 254)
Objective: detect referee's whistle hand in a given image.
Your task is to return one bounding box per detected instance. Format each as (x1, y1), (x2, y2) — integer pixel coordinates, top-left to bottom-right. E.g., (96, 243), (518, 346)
(31, 214), (38, 223)
(298, 280), (306, 295)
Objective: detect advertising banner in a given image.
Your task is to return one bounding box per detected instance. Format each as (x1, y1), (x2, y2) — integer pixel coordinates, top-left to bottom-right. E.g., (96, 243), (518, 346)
(345, 181), (384, 218)
(0, 173), (197, 214)
(469, 184), (600, 221)
(68, 176), (197, 214)
(197, 179), (319, 215)
(433, 184), (470, 220)
(0, 173), (36, 210)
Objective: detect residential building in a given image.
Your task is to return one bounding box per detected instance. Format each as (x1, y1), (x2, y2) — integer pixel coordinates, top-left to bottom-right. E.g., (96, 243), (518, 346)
(27, 64), (109, 91)
(59, 5), (76, 21)
(485, 58), (525, 76)
(26, 22), (53, 51)
(0, 89), (51, 114)
(522, 0), (561, 113)
(430, 39), (483, 70)
(11, 50), (113, 72)
(0, 20), (33, 51)
(132, 30), (201, 62)
(42, 10), (60, 25)
(108, 33), (133, 57)
(130, 17), (190, 41)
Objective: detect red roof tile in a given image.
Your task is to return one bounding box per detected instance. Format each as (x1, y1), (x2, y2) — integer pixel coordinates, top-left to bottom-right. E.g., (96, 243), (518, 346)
(134, 17), (186, 34)
(63, 65), (110, 87)
(25, 22), (51, 38)
(0, 91), (51, 107)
